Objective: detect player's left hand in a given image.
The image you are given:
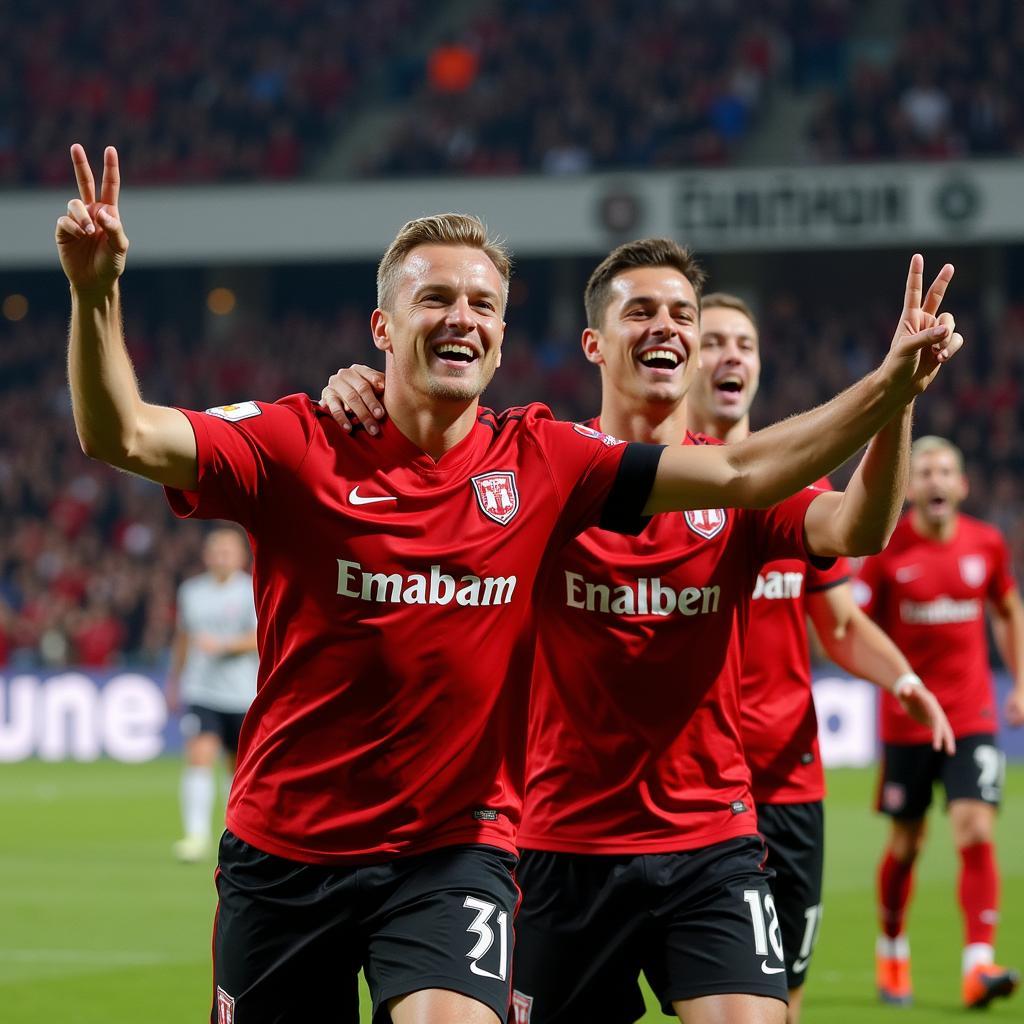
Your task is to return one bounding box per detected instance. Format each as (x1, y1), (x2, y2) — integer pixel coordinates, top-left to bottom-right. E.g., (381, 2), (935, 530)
(1005, 688), (1024, 728)
(895, 678), (956, 753)
(320, 364), (387, 434)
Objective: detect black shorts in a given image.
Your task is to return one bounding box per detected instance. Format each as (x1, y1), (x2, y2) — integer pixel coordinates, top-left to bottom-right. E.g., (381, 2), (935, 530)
(212, 832), (519, 1024)
(512, 835), (787, 1024)
(182, 704), (246, 753)
(877, 733), (1005, 821)
(757, 801), (825, 990)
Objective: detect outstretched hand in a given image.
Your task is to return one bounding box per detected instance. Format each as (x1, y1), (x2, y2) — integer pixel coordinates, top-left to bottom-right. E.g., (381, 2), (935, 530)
(321, 364), (387, 434)
(55, 144), (130, 296)
(880, 254), (963, 402)
(895, 678), (956, 754)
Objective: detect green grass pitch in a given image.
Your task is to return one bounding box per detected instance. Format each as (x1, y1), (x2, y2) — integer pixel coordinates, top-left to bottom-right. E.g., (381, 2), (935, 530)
(2, 760), (1022, 1022)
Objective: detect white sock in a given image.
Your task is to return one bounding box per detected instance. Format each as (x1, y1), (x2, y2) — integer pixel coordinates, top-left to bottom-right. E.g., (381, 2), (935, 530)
(181, 766), (215, 840)
(963, 943), (995, 975)
(878, 935), (910, 959)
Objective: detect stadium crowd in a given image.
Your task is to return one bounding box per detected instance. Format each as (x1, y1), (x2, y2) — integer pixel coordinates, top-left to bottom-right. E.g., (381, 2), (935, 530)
(1, 0), (419, 186)
(2, 282), (1022, 668)
(5, 0), (1022, 189)
(807, 0), (1024, 161)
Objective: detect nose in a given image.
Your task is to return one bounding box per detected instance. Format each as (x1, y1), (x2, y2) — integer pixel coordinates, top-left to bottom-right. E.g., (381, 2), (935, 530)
(445, 295), (475, 333)
(649, 306), (678, 338)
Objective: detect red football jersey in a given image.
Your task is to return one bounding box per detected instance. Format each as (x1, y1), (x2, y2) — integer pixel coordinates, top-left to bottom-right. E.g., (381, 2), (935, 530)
(166, 396), (655, 864)
(518, 430), (825, 855)
(856, 513), (1014, 743)
(740, 477), (849, 804)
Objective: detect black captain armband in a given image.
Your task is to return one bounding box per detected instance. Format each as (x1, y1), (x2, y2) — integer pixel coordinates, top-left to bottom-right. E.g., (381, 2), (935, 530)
(600, 443), (666, 535)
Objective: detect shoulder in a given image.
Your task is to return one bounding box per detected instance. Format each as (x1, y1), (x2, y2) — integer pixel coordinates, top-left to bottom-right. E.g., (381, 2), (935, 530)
(202, 394), (321, 431)
(961, 513), (1003, 543)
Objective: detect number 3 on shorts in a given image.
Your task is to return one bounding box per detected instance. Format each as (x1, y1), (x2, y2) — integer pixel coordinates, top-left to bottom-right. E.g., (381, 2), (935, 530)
(463, 896), (509, 981)
(744, 889), (785, 962)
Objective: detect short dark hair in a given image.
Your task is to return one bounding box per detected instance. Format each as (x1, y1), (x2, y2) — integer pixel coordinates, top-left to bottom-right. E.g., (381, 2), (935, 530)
(584, 238), (706, 328)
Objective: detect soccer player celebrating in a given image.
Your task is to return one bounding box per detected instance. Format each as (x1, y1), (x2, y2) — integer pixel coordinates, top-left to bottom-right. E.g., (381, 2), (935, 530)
(165, 527), (258, 863)
(857, 435), (1024, 1009)
(323, 240), (956, 1024)
(686, 294), (954, 1024)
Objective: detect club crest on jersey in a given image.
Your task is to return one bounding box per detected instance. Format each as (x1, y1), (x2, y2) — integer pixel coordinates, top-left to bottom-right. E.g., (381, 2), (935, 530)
(685, 507), (727, 540)
(959, 555), (986, 588)
(572, 423), (623, 446)
(472, 471), (520, 526)
(512, 991), (534, 1023)
(216, 987), (235, 1024)
(205, 401), (261, 422)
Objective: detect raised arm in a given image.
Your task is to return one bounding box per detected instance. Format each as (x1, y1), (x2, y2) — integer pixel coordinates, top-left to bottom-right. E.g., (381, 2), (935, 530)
(799, 264), (956, 556)
(645, 255), (963, 514)
(58, 144), (197, 490)
(808, 582), (955, 753)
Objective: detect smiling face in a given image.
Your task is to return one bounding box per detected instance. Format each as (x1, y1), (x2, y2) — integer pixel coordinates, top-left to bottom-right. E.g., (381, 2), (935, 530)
(908, 445), (968, 528)
(371, 244), (506, 404)
(582, 266), (700, 408)
(691, 304), (761, 433)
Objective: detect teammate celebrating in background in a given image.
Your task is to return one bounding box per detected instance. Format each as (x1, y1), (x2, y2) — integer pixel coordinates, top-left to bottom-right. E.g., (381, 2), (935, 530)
(857, 436), (1024, 1010)
(687, 293), (954, 1024)
(165, 527), (257, 863)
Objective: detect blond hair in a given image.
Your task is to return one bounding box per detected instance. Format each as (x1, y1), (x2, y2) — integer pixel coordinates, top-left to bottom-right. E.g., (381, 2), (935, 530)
(701, 291), (758, 329)
(377, 213), (512, 311)
(584, 238), (706, 328)
(911, 435), (964, 473)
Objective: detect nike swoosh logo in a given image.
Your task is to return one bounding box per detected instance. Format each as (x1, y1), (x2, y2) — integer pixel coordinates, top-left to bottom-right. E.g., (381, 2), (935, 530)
(349, 486), (397, 506)
(895, 566), (921, 582)
(792, 957), (810, 973)
(761, 961), (786, 975)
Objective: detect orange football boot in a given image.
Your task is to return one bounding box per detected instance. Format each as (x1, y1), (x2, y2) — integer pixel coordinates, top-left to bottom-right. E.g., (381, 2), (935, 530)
(962, 963), (1019, 1009)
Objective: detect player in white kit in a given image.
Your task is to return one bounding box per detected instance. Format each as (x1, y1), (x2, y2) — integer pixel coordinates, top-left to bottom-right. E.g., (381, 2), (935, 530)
(166, 528), (258, 861)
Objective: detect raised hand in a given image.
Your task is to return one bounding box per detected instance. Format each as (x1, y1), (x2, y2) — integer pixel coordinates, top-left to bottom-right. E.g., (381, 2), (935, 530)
(880, 254), (963, 401)
(320, 364), (387, 434)
(55, 145), (130, 296)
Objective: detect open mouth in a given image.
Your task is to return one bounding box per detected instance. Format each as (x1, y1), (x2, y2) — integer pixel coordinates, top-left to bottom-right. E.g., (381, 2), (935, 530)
(637, 347), (682, 372)
(927, 495), (949, 512)
(715, 375), (744, 398)
(432, 341), (479, 366)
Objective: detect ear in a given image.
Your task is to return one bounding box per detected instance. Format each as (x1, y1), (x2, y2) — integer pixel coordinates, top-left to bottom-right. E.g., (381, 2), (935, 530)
(958, 471), (970, 501)
(581, 327), (604, 366)
(370, 309), (390, 353)
(496, 320), (506, 368)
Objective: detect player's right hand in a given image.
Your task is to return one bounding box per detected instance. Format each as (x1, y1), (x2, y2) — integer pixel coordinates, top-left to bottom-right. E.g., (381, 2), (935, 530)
(55, 144), (130, 296)
(321, 364), (387, 434)
(895, 677), (956, 754)
(879, 254), (963, 402)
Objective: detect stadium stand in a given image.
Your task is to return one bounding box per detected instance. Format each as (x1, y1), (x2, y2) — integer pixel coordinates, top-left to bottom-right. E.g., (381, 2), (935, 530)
(806, 0), (1024, 161)
(0, 0), (421, 186)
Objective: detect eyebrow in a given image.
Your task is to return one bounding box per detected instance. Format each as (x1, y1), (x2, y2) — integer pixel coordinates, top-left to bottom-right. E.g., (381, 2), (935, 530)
(622, 296), (698, 311)
(414, 282), (501, 303)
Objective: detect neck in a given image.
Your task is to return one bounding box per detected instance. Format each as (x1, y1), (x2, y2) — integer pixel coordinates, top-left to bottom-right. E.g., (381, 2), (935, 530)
(597, 394), (691, 445)
(211, 570), (233, 583)
(911, 506), (958, 542)
(384, 383), (480, 461)
(687, 409), (750, 444)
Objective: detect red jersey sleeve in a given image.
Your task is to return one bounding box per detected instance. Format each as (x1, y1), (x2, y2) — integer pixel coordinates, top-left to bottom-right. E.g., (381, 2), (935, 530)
(807, 555), (851, 591)
(528, 413), (663, 541)
(164, 395), (319, 529)
(752, 486), (827, 564)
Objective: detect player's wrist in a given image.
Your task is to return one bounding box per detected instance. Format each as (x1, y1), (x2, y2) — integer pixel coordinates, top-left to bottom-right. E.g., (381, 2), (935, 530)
(892, 672), (924, 694)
